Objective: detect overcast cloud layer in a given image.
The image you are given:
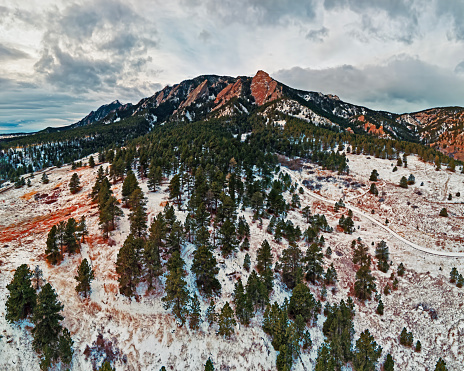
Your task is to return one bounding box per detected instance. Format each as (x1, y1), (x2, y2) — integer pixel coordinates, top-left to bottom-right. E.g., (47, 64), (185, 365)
(1, 0), (464, 133)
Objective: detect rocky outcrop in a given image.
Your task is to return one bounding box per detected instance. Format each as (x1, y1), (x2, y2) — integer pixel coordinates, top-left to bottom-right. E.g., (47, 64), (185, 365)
(213, 79), (243, 110)
(179, 79), (210, 109)
(251, 70), (282, 106)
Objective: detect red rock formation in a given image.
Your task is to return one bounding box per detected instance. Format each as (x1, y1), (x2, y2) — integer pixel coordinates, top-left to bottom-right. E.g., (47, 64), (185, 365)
(251, 70), (282, 106)
(180, 80), (209, 108)
(213, 79), (243, 110)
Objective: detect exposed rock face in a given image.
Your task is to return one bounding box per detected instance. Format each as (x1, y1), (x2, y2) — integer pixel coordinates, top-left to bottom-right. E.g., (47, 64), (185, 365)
(251, 70), (282, 106)
(180, 79), (209, 108)
(213, 79), (243, 110)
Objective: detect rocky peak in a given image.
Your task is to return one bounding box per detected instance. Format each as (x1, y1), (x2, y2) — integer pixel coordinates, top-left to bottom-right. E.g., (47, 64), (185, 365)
(213, 79), (244, 110)
(180, 79), (210, 109)
(251, 70), (282, 106)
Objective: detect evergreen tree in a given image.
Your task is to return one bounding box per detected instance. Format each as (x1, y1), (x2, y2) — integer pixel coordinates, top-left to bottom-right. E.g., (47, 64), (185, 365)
(143, 239), (162, 291)
(88, 155), (95, 168)
(129, 188), (148, 238)
(64, 217), (79, 254)
(376, 300), (384, 315)
(45, 225), (60, 265)
(189, 293), (202, 331)
(383, 354), (394, 371)
(354, 264), (377, 301)
(303, 242), (324, 284)
(217, 302), (236, 338)
(314, 343), (336, 371)
(32, 283), (64, 354)
(439, 208), (448, 217)
(115, 235), (143, 297)
(399, 176), (408, 188)
(280, 245), (303, 289)
(415, 340), (421, 352)
(375, 240), (389, 273)
(399, 327), (414, 347)
(163, 251), (190, 325)
(369, 183), (378, 196)
(246, 270), (269, 310)
(205, 357), (215, 371)
(218, 218), (238, 257)
(41, 173), (49, 184)
(233, 279), (253, 325)
(205, 299), (217, 326)
(98, 361), (116, 371)
(302, 206), (312, 223)
(58, 328), (74, 366)
(397, 263), (405, 276)
(353, 329), (382, 371)
(69, 172), (80, 194)
(324, 263), (338, 286)
(75, 258), (95, 298)
(147, 164), (163, 192)
(243, 253), (251, 271)
(435, 358), (448, 371)
(256, 239), (273, 273)
(5, 264), (36, 322)
(369, 169), (379, 181)
(169, 174), (182, 205)
(76, 216), (88, 244)
(192, 244), (221, 296)
(122, 170), (140, 207)
(288, 283), (319, 323)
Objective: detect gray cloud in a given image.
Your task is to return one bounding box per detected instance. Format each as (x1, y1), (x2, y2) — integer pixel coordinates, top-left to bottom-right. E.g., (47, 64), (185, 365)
(306, 27), (329, 42)
(455, 61), (464, 75)
(184, 0), (317, 25)
(0, 44), (29, 60)
(199, 30), (212, 43)
(273, 56), (464, 113)
(33, 0), (158, 94)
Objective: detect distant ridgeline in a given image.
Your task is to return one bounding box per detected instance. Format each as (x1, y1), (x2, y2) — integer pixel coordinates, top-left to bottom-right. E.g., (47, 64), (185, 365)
(0, 70), (460, 184)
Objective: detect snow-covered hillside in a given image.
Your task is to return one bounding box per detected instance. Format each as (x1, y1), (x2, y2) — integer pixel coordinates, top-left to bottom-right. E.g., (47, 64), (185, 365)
(1, 151), (464, 370)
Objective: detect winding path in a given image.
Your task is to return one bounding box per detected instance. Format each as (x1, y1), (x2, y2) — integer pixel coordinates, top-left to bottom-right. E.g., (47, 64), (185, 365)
(285, 168), (464, 258)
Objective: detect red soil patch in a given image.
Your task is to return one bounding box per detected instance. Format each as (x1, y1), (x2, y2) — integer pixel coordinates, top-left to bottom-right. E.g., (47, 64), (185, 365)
(21, 190), (38, 200)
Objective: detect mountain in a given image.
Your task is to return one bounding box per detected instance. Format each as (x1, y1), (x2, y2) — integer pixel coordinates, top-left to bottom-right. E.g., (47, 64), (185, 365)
(65, 70), (462, 159)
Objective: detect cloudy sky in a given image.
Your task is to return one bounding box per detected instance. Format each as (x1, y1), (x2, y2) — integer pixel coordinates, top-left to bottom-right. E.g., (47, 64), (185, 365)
(1, 0), (464, 133)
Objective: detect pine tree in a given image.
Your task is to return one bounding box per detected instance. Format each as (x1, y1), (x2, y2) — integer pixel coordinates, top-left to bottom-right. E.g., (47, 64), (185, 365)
(129, 188), (148, 238)
(354, 264), (377, 301)
(243, 254), (251, 272)
(280, 245), (303, 289)
(56, 220), (66, 257)
(303, 242), (324, 284)
(169, 174), (182, 205)
(376, 300), (384, 315)
(288, 283), (319, 323)
(88, 155), (95, 168)
(143, 239), (162, 291)
(5, 264), (36, 322)
(397, 262), (405, 276)
(192, 244), (221, 296)
(115, 235), (143, 297)
(64, 217), (79, 254)
(353, 329), (382, 371)
(314, 343), (336, 371)
(369, 169), (379, 181)
(369, 183), (378, 196)
(147, 164), (163, 192)
(439, 208), (448, 217)
(205, 299), (217, 326)
(69, 172), (81, 194)
(324, 263), (338, 286)
(189, 293), (202, 331)
(218, 218), (238, 257)
(205, 357), (215, 371)
(162, 251), (190, 325)
(256, 239), (273, 273)
(98, 361), (116, 371)
(32, 283), (64, 354)
(217, 302), (236, 338)
(41, 173), (49, 184)
(76, 216), (88, 244)
(375, 240), (389, 273)
(435, 357), (448, 371)
(122, 170), (140, 207)
(45, 225), (60, 265)
(233, 279), (253, 325)
(75, 258), (95, 298)
(399, 176), (408, 188)
(58, 328), (74, 365)
(383, 354), (394, 371)
(415, 340), (421, 352)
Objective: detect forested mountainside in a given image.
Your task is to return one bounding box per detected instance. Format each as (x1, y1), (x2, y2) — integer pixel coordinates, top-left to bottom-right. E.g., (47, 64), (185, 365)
(1, 70), (464, 371)
(1, 70), (463, 186)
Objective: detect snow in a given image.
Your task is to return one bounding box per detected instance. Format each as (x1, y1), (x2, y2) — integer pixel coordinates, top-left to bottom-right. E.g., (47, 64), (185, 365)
(1, 151), (464, 370)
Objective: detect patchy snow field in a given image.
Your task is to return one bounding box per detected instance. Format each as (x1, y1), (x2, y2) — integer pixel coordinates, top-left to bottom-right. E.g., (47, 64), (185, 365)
(1, 151), (464, 370)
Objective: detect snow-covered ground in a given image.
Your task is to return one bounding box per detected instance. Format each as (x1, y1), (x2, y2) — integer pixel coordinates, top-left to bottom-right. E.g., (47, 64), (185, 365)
(1, 151), (464, 370)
